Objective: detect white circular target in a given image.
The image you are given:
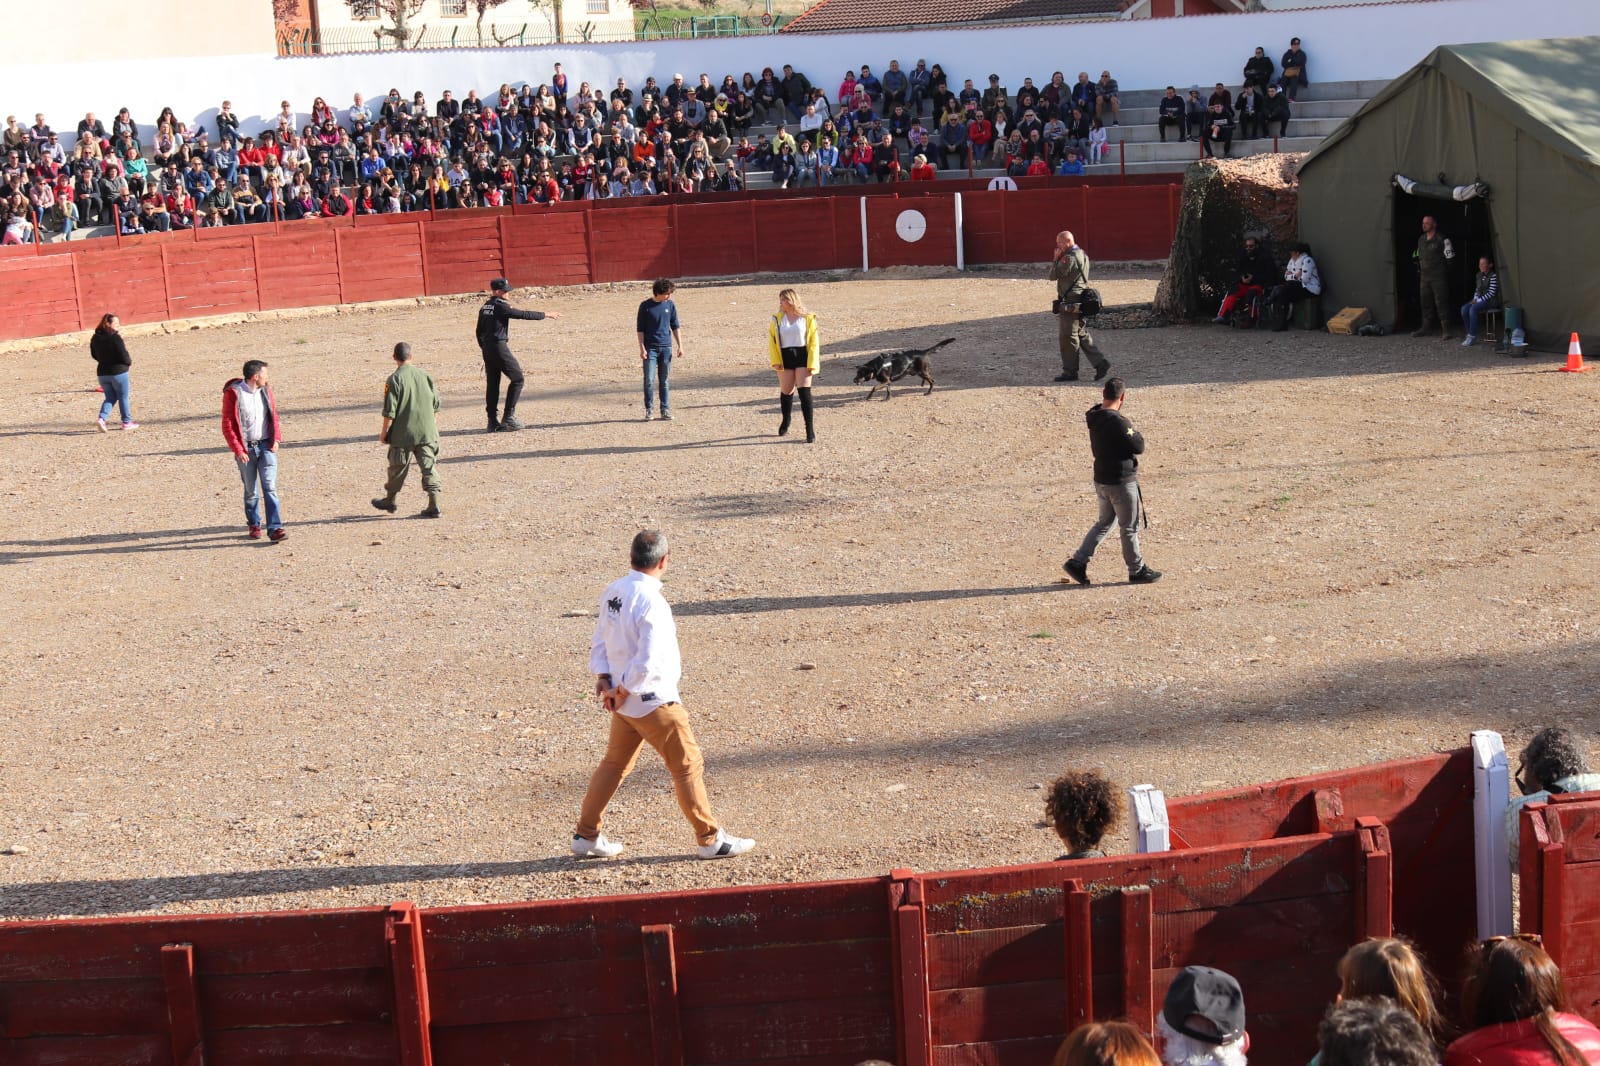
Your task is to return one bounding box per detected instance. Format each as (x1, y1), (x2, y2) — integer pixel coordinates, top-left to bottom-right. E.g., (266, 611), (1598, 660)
(895, 209), (928, 243)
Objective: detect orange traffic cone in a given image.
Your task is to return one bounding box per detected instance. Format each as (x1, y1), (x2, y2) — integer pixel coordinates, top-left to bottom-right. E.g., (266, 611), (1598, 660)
(1559, 332), (1589, 373)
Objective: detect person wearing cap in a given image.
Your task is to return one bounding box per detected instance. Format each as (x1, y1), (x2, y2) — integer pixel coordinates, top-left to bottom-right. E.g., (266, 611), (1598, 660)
(475, 278), (561, 432)
(1280, 36), (1309, 101)
(372, 342), (442, 518)
(981, 74), (1008, 115)
(1157, 966), (1248, 1066)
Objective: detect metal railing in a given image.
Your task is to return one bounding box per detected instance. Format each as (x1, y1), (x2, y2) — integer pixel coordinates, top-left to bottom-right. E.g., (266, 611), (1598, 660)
(277, 15), (788, 56)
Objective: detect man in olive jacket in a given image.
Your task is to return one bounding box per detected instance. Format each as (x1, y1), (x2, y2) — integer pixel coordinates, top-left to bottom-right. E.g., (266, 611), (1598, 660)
(372, 342), (443, 518)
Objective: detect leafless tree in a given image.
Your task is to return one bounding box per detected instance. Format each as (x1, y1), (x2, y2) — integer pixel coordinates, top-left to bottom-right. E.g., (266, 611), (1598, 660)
(471, 0), (512, 45)
(345, 0), (427, 49)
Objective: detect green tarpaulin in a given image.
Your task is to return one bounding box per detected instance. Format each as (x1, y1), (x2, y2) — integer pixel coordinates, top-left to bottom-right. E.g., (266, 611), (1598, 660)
(1297, 36), (1600, 350)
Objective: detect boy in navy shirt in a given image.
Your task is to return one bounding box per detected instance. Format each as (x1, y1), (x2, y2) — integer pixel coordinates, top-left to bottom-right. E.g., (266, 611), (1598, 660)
(636, 278), (684, 420)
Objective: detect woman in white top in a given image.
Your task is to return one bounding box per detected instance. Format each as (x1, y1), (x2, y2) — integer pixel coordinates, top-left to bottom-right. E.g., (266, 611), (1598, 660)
(765, 287), (819, 442)
(1267, 242), (1323, 330)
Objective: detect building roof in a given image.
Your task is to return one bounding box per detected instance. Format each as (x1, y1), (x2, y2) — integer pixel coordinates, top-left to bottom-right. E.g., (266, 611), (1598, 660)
(1301, 35), (1600, 173)
(780, 0), (1128, 34)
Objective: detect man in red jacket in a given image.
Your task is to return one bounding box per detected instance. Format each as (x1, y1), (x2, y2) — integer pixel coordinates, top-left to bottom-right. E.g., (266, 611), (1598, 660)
(221, 359), (285, 541)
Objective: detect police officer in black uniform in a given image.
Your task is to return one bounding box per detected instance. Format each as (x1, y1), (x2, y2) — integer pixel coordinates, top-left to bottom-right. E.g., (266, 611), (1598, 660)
(477, 277), (561, 432)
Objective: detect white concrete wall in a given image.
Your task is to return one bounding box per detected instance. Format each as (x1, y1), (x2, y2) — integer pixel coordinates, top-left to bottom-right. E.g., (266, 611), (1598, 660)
(3, 0), (1594, 140)
(23, 0), (275, 64)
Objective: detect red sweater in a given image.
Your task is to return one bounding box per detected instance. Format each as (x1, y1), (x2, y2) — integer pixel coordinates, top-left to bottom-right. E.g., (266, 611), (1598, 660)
(1445, 1014), (1600, 1066)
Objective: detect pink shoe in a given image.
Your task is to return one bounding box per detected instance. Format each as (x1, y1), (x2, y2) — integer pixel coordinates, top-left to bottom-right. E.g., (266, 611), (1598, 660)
(96, 418), (107, 432)
(122, 422), (140, 430)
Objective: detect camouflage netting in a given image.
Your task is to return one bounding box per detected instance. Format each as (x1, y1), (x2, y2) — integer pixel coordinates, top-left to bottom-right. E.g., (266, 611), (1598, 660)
(1153, 154), (1306, 321)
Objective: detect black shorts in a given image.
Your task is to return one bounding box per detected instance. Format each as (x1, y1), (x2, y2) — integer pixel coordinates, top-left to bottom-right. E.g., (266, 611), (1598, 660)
(779, 345), (809, 370)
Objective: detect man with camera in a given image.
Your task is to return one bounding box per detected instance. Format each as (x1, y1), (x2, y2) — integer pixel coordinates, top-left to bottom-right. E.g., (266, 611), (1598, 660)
(1049, 230), (1111, 383)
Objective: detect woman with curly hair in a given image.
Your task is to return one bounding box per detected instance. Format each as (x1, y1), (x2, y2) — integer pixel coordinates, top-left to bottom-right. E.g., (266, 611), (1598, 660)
(1045, 769), (1119, 860)
(1445, 936), (1600, 1066)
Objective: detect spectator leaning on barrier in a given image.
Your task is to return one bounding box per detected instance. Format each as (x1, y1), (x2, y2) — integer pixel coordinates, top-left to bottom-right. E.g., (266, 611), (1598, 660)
(1158, 967), (1249, 1066)
(1506, 727), (1600, 870)
(1320, 999), (1436, 1066)
(1045, 769), (1119, 859)
(1055, 1022), (1162, 1066)
(1445, 936), (1600, 1066)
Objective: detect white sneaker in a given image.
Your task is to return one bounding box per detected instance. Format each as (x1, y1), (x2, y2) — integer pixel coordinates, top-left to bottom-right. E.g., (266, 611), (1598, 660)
(696, 829), (755, 860)
(1461, 335), (1476, 347)
(571, 833), (624, 858)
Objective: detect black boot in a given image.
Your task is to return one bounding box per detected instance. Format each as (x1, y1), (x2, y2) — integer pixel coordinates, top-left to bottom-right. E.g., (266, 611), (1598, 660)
(798, 387), (815, 443)
(486, 409), (500, 433)
(777, 391), (793, 436)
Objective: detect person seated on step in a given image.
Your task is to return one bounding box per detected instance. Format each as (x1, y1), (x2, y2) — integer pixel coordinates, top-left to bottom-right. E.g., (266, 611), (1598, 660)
(1200, 102), (1234, 159)
(1505, 726), (1600, 869)
(1265, 242), (1321, 330)
(1214, 236), (1277, 324)
(1261, 84), (1292, 139)
(1045, 769), (1119, 860)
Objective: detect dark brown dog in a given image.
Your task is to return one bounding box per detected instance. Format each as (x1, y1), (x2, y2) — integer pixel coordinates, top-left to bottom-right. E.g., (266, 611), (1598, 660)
(852, 337), (952, 400)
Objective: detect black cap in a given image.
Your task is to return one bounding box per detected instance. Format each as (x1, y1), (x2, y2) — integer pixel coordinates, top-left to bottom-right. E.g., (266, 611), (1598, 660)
(1163, 966), (1245, 1045)
(490, 277), (511, 292)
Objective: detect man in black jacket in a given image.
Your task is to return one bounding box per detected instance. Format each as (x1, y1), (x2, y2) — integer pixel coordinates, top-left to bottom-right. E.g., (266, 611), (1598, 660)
(1063, 378), (1160, 585)
(476, 277), (561, 432)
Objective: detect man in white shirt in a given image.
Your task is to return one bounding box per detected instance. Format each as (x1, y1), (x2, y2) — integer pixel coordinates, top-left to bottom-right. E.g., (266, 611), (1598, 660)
(574, 531), (755, 860)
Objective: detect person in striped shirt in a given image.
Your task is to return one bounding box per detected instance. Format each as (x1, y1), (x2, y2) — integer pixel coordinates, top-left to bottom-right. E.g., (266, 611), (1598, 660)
(1460, 256), (1500, 347)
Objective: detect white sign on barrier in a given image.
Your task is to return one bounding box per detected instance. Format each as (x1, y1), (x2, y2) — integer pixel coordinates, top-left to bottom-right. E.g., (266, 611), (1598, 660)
(895, 209), (927, 243)
(987, 176), (1018, 192)
(1472, 730), (1514, 938)
(1129, 784), (1170, 854)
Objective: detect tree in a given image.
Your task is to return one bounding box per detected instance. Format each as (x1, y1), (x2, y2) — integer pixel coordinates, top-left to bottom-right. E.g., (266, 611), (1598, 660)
(346, 0), (427, 49)
(471, 0), (511, 45)
(273, 0), (303, 19)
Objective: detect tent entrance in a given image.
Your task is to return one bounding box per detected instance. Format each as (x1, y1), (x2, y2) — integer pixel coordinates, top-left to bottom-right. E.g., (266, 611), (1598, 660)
(1391, 192), (1495, 331)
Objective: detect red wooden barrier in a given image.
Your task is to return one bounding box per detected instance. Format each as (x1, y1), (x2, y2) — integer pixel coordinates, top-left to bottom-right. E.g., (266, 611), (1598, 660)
(1519, 793), (1600, 1022)
(0, 184), (1180, 346)
(420, 878), (898, 1066)
(0, 903), (431, 1066)
(1164, 748), (1477, 999)
(902, 826), (1393, 1066)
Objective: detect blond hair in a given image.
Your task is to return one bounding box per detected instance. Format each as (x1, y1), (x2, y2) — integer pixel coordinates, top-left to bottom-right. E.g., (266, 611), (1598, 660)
(778, 287), (808, 315)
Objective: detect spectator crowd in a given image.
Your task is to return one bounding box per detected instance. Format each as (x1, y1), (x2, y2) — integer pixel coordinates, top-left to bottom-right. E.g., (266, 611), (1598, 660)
(2, 38), (1312, 242)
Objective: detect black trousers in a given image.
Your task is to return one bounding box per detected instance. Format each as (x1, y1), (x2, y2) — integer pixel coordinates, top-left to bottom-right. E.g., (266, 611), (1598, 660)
(481, 340), (525, 419)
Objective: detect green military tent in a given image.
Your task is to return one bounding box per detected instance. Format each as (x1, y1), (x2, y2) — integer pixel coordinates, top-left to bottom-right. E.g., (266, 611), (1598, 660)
(1297, 36), (1600, 351)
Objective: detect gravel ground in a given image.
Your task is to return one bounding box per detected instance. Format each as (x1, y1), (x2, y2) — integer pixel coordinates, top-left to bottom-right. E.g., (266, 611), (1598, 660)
(2, 264), (1597, 920)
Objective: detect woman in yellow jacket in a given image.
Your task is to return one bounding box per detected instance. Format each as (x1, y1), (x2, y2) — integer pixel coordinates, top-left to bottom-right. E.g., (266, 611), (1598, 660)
(767, 287), (819, 442)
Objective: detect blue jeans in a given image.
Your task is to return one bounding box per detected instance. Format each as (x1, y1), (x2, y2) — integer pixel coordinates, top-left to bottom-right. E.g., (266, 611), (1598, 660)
(238, 442), (282, 530)
(1461, 299), (1493, 336)
(643, 347), (672, 414)
(97, 372), (131, 423)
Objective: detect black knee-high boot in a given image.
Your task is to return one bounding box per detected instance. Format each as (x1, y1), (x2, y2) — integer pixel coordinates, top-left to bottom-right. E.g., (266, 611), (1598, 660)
(778, 391), (793, 436)
(797, 386), (815, 443)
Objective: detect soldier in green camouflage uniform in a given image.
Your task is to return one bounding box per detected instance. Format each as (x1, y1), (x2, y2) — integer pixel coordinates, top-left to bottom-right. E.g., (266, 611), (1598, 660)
(1049, 230), (1112, 383)
(1412, 214), (1457, 340)
(372, 342), (443, 519)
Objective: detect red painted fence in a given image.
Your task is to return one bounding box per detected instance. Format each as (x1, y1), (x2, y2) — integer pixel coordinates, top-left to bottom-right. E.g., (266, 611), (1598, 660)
(0, 183), (1181, 345)
(6, 751), (1551, 1066)
(1520, 794), (1600, 1017)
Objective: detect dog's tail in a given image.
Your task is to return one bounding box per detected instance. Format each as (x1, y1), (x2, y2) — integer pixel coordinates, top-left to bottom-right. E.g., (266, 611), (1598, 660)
(917, 337), (956, 356)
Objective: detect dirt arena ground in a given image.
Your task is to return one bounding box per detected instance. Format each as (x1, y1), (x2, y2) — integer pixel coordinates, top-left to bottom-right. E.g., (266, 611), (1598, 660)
(2, 265), (1597, 920)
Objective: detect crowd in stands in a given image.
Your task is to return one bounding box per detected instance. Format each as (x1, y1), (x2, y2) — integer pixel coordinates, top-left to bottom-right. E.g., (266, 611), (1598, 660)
(1, 38), (1312, 241)
(1018, 727), (1600, 1066)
